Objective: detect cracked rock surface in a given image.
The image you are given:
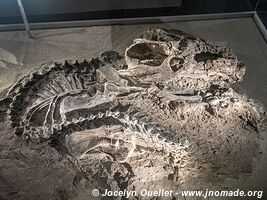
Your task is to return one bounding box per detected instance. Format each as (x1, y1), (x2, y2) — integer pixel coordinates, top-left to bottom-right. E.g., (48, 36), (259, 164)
(0, 28), (266, 200)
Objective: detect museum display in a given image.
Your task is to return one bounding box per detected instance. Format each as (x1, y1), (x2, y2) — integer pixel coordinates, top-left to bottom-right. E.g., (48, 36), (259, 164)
(0, 28), (266, 199)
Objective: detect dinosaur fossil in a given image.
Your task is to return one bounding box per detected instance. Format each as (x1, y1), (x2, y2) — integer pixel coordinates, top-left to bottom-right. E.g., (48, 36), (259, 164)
(1, 28), (266, 166)
(3, 50), (189, 162)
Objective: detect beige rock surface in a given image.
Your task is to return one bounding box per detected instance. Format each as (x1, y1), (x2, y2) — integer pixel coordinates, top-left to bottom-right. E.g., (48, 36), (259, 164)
(0, 18), (267, 200)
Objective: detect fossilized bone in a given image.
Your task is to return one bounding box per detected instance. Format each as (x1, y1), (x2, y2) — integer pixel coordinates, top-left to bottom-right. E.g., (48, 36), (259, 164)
(55, 104), (189, 161)
(3, 50), (189, 164)
(123, 28), (246, 91)
(2, 28), (266, 164)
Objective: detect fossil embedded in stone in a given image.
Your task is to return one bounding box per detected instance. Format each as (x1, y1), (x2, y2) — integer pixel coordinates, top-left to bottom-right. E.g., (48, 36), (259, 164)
(123, 28), (246, 91)
(1, 28), (265, 182)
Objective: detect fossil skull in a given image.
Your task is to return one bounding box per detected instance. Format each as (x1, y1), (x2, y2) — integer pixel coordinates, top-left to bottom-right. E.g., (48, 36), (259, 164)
(124, 28), (246, 91)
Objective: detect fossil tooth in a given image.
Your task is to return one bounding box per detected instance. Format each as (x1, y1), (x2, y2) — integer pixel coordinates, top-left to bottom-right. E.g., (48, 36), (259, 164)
(97, 112), (104, 118)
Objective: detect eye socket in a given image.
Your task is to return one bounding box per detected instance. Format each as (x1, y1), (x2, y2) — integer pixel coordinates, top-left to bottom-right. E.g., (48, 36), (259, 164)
(126, 43), (168, 66)
(169, 57), (185, 72)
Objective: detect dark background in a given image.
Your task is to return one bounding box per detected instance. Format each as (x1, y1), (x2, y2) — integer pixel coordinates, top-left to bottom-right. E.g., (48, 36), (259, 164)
(257, 0), (267, 27)
(0, 0), (265, 28)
